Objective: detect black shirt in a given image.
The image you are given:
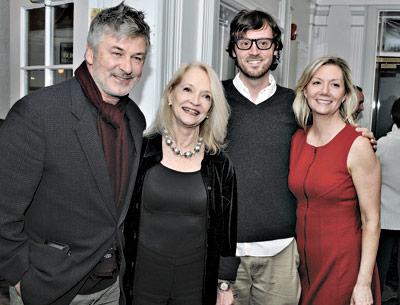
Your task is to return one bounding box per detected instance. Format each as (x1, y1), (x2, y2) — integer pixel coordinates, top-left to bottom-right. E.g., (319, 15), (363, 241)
(139, 163), (207, 257)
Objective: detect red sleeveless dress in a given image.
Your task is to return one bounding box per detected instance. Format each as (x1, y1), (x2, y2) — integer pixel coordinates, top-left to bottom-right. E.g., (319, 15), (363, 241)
(288, 124), (381, 305)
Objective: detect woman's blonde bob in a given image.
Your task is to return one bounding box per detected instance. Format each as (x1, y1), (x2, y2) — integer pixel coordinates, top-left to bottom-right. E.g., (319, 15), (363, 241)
(293, 56), (358, 130)
(145, 62), (230, 154)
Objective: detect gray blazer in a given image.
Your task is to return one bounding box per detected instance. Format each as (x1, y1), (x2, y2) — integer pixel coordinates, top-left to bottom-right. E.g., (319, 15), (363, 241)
(0, 78), (145, 305)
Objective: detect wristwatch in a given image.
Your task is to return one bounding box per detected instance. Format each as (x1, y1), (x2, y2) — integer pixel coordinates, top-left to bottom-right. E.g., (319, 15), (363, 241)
(217, 280), (231, 291)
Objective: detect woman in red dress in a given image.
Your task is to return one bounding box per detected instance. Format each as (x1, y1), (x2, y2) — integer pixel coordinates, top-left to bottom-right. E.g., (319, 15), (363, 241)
(288, 56), (381, 305)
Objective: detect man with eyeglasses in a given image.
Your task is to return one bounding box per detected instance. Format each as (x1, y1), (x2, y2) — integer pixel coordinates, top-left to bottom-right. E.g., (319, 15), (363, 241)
(219, 10), (301, 305)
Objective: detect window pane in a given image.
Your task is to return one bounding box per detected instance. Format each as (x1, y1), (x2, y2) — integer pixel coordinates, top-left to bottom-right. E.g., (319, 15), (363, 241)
(28, 8), (45, 66)
(383, 19), (400, 52)
(378, 12), (400, 53)
(54, 3), (74, 65)
(52, 69), (73, 85)
(27, 70), (45, 93)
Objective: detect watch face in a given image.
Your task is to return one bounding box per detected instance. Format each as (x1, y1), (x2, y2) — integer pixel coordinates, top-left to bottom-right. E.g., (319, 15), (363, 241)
(219, 281), (230, 291)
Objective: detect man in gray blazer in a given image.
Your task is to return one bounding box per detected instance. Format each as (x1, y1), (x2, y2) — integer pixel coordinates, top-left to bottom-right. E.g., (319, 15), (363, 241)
(0, 3), (149, 305)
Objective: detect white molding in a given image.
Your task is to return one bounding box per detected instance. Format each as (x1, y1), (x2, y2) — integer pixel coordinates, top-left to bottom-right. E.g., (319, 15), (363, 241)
(45, 0), (72, 6)
(161, 0), (183, 88)
(362, 6), (380, 128)
(45, 5), (53, 86)
(21, 64), (73, 70)
(198, 0), (218, 66)
(350, 26), (365, 84)
(350, 5), (366, 25)
(349, 6), (366, 84)
(73, 0), (89, 71)
(312, 26), (328, 59)
(280, 0), (291, 87)
(20, 6), (27, 99)
(221, 0), (257, 11)
(309, 3), (329, 60)
(278, 0), (287, 29)
(350, 5), (366, 16)
(312, 4), (330, 26)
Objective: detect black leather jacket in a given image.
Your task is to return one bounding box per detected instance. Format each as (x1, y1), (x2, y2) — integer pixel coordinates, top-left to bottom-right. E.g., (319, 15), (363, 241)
(123, 134), (239, 305)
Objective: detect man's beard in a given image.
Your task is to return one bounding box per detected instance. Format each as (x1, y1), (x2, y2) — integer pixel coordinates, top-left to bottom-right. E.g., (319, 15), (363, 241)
(236, 57), (271, 80)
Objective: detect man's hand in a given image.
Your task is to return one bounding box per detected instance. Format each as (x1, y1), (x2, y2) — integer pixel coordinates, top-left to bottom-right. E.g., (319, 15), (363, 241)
(216, 289), (235, 305)
(355, 126), (377, 151)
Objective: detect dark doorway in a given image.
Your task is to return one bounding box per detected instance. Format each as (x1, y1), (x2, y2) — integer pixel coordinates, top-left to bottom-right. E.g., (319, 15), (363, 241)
(372, 57), (400, 139)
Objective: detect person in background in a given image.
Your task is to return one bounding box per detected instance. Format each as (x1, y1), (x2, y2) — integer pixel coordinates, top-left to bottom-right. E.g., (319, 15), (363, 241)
(376, 98), (400, 302)
(0, 3), (149, 305)
(123, 62), (239, 305)
(289, 56), (381, 305)
(353, 85), (365, 120)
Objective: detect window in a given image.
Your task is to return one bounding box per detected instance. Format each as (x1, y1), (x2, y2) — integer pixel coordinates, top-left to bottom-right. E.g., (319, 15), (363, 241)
(378, 11), (400, 57)
(22, 1), (74, 94)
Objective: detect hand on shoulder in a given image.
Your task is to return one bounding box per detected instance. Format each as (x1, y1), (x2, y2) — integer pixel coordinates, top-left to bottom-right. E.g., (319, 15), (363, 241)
(348, 136), (378, 175)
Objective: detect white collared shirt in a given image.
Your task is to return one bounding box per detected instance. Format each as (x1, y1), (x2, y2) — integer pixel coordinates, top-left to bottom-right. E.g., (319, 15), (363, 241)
(232, 72), (277, 104)
(232, 72), (294, 257)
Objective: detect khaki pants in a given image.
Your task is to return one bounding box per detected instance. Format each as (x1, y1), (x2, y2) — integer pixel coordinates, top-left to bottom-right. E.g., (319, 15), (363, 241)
(9, 277), (120, 305)
(233, 240), (301, 305)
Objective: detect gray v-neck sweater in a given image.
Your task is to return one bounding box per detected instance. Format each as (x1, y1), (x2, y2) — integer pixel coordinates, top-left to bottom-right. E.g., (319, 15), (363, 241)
(223, 80), (298, 242)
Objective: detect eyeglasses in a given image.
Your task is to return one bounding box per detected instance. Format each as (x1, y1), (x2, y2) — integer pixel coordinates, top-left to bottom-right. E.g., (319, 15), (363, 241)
(235, 38), (274, 50)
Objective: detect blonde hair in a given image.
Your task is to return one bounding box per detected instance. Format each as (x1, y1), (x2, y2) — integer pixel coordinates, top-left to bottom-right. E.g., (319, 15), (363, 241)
(145, 62), (230, 154)
(293, 56), (358, 130)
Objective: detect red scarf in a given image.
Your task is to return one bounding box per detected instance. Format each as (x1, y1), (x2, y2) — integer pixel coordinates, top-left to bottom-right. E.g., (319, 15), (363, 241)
(75, 61), (130, 208)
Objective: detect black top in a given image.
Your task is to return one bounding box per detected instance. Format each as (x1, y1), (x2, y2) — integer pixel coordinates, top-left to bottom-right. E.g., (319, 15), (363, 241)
(223, 80), (298, 242)
(124, 134), (239, 305)
(139, 163), (207, 257)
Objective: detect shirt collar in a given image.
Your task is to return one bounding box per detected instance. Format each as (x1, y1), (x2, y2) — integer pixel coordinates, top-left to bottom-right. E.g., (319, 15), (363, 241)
(232, 73), (277, 104)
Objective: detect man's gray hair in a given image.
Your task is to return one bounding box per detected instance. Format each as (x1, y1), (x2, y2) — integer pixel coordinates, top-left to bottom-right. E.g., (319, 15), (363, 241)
(87, 1), (150, 51)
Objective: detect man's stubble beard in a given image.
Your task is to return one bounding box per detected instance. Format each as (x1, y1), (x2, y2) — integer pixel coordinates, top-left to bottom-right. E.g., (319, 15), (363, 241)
(236, 58), (271, 80)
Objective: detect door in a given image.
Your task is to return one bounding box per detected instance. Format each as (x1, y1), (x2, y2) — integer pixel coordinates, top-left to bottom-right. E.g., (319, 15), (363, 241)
(372, 58), (400, 139)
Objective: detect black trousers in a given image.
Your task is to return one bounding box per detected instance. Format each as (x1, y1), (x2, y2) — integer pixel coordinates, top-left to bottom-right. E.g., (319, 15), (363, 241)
(133, 244), (204, 305)
(377, 229), (400, 298)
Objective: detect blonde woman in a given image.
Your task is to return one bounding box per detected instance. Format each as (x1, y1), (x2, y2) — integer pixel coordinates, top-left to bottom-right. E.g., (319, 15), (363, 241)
(288, 56), (381, 305)
(123, 62), (239, 305)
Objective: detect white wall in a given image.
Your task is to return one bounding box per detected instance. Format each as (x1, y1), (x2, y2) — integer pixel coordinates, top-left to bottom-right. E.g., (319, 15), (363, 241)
(0, 0), (10, 119)
(125, 0), (164, 126)
(288, 0), (312, 89)
(310, 2), (367, 123)
(309, 0), (400, 128)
